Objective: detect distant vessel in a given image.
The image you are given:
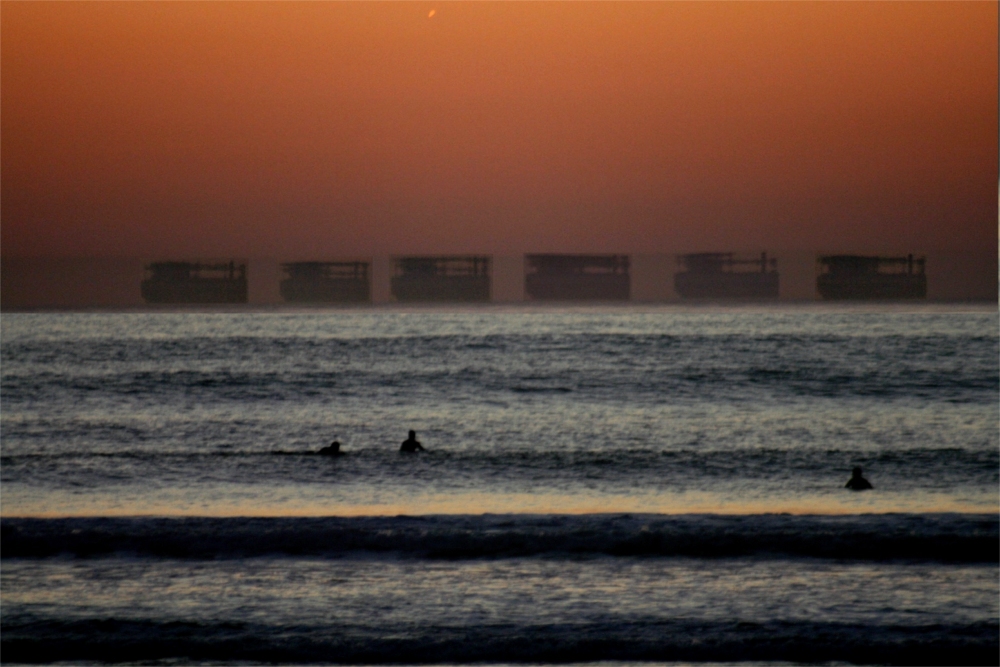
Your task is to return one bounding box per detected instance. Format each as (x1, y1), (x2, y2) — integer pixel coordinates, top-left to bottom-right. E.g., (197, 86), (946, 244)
(817, 255), (926, 300)
(141, 260), (247, 304)
(525, 254), (630, 301)
(391, 256), (491, 302)
(674, 252), (779, 300)
(280, 261), (370, 303)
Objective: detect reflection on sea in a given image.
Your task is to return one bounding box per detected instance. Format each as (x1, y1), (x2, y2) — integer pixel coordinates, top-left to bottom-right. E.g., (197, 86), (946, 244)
(3, 486), (992, 518)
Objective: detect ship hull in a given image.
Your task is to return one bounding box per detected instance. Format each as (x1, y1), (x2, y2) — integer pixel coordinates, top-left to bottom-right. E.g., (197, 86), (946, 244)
(525, 274), (630, 301)
(141, 279), (247, 304)
(674, 272), (779, 300)
(391, 276), (490, 302)
(817, 274), (926, 300)
(280, 279), (370, 303)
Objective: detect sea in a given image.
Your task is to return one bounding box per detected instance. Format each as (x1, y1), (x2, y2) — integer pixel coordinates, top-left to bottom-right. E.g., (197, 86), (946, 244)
(1, 304), (997, 665)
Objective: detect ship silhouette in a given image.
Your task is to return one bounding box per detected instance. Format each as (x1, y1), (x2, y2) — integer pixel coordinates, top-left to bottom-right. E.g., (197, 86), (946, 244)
(525, 254), (630, 301)
(141, 260), (247, 304)
(280, 261), (371, 303)
(817, 255), (926, 300)
(674, 252), (779, 300)
(391, 256), (491, 302)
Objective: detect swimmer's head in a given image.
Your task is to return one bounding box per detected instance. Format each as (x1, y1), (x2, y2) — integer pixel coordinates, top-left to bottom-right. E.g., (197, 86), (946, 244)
(409, 430), (416, 439)
(852, 466), (863, 477)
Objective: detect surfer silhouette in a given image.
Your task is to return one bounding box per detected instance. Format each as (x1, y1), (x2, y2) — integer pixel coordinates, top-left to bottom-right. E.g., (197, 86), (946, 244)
(845, 466), (873, 490)
(400, 430), (424, 453)
(317, 441), (342, 456)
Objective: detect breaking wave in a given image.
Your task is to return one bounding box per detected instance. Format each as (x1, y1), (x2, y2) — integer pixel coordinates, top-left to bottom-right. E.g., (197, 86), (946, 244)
(3, 513), (996, 562)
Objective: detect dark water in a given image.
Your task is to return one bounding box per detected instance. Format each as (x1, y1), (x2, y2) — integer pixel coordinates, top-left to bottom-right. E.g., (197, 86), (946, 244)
(2, 305), (997, 664)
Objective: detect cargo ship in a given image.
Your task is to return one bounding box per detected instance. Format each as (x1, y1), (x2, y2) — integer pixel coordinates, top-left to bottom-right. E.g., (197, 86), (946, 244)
(524, 254), (630, 301)
(817, 255), (926, 300)
(280, 261), (370, 303)
(141, 260), (247, 304)
(391, 256), (491, 302)
(674, 252), (779, 300)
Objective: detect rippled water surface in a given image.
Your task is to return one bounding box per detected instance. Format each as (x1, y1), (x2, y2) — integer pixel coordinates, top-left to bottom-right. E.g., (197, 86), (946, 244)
(2, 305), (997, 664)
(2, 305), (997, 515)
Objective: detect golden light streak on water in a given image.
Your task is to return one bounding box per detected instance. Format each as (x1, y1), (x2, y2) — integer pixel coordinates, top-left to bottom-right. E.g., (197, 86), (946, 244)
(3, 489), (994, 518)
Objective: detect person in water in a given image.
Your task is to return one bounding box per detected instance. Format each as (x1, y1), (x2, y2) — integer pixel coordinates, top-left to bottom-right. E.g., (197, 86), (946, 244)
(317, 441), (342, 456)
(845, 466), (873, 490)
(400, 430), (424, 453)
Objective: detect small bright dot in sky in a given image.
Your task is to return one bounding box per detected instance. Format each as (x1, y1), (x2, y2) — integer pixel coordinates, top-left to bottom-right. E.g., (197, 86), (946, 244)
(428, 9), (435, 18)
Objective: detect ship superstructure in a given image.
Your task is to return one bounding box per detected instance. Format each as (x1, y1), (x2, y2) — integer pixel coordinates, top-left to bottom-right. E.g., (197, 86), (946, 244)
(280, 261), (371, 303)
(816, 255), (926, 300)
(141, 260), (247, 304)
(391, 255), (491, 302)
(674, 252), (779, 300)
(524, 254), (630, 301)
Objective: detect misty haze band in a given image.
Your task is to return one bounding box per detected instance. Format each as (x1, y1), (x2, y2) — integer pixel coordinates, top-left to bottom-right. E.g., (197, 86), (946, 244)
(136, 253), (929, 305)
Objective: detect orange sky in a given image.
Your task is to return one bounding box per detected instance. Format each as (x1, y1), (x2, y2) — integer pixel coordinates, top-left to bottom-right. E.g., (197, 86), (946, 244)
(2, 1), (996, 259)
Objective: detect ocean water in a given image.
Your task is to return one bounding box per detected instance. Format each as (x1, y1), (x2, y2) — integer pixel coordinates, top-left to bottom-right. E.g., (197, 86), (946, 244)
(1, 304), (997, 664)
